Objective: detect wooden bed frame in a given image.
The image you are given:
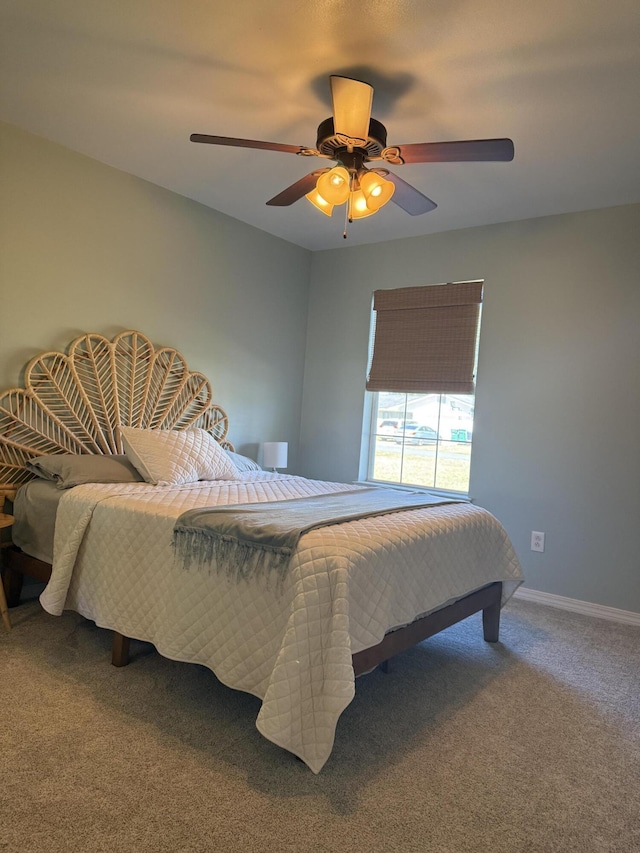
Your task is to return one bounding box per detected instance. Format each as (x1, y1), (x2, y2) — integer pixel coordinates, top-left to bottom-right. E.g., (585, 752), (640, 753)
(0, 329), (502, 673)
(2, 545), (502, 670)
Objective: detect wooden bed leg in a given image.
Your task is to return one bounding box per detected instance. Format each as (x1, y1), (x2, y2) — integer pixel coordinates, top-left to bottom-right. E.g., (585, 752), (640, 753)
(111, 632), (131, 667)
(380, 659), (391, 674)
(482, 596), (501, 643)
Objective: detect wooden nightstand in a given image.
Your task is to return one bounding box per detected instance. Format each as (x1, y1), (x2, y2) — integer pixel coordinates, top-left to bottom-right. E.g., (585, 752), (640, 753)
(0, 512), (14, 631)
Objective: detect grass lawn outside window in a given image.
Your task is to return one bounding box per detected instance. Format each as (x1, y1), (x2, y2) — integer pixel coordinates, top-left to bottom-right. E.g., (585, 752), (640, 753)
(370, 437), (472, 494)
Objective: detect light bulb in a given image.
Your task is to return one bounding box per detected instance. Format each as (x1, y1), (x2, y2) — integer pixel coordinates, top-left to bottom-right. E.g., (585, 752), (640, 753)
(349, 189), (375, 219)
(316, 166), (350, 205)
(360, 171), (395, 211)
(305, 188), (334, 217)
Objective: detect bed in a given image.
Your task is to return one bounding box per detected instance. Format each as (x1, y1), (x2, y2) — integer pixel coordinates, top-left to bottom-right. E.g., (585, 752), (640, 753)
(0, 330), (524, 772)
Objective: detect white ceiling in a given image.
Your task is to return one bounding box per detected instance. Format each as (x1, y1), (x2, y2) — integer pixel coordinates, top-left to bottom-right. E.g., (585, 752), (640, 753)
(2, 1), (639, 251)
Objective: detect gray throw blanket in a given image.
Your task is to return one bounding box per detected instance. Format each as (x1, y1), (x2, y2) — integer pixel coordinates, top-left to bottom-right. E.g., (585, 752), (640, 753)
(172, 487), (460, 581)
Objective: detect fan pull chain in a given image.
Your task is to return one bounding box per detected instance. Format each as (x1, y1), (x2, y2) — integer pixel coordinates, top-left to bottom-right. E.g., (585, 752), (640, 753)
(343, 172), (356, 239)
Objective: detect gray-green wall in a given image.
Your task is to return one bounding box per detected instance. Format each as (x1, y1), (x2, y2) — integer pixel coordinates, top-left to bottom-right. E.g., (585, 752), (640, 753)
(300, 205), (640, 613)
(0, 122), (311, 468)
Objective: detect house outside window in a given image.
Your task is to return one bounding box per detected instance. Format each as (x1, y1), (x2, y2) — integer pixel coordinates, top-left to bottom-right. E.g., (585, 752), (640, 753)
(364, 281), (482, 496)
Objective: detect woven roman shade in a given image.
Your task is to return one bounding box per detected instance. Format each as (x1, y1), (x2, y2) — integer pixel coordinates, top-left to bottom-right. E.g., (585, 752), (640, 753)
(366, 282), (483, 394)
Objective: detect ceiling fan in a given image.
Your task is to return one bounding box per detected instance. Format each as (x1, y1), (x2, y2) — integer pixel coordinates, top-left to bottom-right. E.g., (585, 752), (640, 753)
(190, 76), (514, 233)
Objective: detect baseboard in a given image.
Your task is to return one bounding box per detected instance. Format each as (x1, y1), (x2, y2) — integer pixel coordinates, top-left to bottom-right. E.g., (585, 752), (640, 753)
(512, 587), (640, 627)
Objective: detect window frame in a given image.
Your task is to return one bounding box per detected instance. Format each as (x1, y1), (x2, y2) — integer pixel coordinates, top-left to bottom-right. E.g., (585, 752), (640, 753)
(360, 282), (483, 498)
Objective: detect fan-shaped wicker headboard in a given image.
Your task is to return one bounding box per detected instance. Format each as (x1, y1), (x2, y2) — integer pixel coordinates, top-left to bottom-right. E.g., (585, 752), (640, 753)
(0, 330), (232, 487)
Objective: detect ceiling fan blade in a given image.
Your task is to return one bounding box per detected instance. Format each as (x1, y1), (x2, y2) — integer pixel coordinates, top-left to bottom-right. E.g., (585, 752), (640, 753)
(330, 76), (374, 141)
(190, 134), (304, 155)
(386, 173), (437, 216)
(266, 171), (328, 206)
(392, 138), (514, 164)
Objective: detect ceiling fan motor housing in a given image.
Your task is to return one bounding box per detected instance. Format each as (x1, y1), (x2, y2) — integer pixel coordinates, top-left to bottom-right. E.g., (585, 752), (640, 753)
(316, 117), (388, 160)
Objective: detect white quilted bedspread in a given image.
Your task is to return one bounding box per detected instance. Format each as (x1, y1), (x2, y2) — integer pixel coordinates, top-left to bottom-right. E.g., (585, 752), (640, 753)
(40, 473), (524, 772)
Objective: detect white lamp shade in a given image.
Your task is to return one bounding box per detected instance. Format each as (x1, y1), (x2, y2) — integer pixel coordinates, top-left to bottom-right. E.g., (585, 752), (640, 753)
(263, 441), (288, 469)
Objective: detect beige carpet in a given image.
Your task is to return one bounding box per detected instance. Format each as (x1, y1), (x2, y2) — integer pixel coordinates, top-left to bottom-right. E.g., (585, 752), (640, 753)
(1, 590), (638, 853)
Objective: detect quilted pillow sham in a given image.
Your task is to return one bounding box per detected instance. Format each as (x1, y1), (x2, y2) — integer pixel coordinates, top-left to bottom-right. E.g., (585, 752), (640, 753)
(120, 426), (239, 486)
(26, 454), (145, 489)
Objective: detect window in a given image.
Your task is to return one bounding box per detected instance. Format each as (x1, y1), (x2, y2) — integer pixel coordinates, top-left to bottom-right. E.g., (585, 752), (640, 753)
(364, 282), (482, 495)
(368, 391), (475, 493)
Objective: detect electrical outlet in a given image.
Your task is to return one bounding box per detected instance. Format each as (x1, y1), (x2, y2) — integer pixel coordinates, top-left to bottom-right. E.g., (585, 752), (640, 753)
(531, 531), (545, 552)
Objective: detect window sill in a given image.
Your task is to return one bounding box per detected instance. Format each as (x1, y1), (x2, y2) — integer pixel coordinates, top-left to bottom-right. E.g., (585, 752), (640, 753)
(354, 480), (471, 502)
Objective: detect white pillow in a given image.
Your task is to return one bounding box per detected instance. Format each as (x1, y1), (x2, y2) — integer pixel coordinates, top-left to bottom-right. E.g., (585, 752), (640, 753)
(224, 449), (261, 472)
(120, 427), (239, 486)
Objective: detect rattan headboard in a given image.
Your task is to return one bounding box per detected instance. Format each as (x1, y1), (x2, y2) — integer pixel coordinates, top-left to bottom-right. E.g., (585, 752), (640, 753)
(0, 330), (232, 487)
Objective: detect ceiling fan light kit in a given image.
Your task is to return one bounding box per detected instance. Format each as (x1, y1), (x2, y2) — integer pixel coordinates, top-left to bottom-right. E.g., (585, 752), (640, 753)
(310, 162), (395, 225)
(190, 75), (514, 238)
